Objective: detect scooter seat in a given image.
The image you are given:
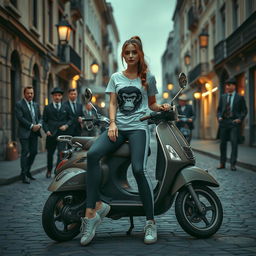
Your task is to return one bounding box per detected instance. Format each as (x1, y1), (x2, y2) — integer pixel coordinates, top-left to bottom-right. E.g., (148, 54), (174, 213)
(71, 136), (97, 150)
(71, 137), (150, 158)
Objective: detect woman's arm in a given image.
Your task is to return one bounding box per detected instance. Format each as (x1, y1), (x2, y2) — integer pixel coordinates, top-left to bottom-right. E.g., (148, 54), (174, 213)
(108, 93), (118, 142)
(148, 96), (170, 111)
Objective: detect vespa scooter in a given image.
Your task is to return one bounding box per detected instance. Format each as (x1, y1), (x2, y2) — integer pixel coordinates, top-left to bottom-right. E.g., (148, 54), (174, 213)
(42, 73), (223, 242)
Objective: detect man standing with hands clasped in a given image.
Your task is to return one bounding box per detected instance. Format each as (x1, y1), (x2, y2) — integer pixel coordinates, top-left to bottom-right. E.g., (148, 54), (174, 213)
(15, 86), (42, 184)
(64, 88), (84, 137)
(217, 78), (247, 171)
(43, 87), (72, 178)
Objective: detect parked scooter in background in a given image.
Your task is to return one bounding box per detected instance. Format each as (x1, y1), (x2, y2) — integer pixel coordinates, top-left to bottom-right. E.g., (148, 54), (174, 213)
(42, 73), (223, 242)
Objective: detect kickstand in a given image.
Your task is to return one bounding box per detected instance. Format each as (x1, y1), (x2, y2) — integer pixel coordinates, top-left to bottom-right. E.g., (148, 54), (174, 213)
(126, 216), (134, 235)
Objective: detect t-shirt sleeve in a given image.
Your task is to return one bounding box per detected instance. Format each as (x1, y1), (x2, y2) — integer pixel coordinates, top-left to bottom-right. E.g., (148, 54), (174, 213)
(105, 74), (116, 93)
(147, 74), (158, 96)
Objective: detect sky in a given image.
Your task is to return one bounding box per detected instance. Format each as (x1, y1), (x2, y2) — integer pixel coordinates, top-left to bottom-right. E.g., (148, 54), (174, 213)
(107, 0), (176, 92)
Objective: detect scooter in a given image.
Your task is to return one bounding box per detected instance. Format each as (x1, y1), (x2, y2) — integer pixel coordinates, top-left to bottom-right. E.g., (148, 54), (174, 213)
(42, 73), (223, 242)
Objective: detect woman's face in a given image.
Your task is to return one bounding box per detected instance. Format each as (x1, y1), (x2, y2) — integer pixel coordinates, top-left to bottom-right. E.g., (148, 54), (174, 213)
(123, 44), (139, 67)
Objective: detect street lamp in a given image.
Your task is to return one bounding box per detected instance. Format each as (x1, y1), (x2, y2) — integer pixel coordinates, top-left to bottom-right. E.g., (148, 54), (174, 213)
(90, 60), (99, 82)
(167, 83), (174, 91)
(199, 29), (209, 48)
(184, 52), (191, 66)
(56, 18), (72, 60)
(193, 92), (201, 100)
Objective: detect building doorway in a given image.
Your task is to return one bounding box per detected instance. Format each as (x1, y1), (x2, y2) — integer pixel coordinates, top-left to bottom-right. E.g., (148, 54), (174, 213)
(10, 51), (21, 141)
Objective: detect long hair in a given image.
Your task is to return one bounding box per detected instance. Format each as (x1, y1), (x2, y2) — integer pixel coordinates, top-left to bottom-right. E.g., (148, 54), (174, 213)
(121, 36), (148, 89)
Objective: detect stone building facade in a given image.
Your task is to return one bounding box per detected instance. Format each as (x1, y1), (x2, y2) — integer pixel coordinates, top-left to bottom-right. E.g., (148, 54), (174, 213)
(162, 0), (256, 146)
(0, 0), (119, 160)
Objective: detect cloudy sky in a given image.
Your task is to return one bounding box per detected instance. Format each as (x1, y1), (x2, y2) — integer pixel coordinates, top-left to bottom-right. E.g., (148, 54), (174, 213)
(108, 0), (176, 92)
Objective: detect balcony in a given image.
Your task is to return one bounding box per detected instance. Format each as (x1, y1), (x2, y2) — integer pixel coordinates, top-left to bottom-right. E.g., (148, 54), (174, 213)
(57, 45), (81, 79)
(188, 63), (209, 84)
(214, 11), (256, 65)
(214, 40), (226, 65)
(226, 11), (256, 57)
(71, 0), (83, 21)
(187, 7), (198, 32)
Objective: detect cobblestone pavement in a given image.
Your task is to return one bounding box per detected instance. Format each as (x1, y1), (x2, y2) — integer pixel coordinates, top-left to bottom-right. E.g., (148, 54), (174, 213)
(0, 139), (256, 256)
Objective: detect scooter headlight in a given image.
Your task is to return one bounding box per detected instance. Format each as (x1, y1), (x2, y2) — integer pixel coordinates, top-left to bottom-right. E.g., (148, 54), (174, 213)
(166, 145), (181, 161)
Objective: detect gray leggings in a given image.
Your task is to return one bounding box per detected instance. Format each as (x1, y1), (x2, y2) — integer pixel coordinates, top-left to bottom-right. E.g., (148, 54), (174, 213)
(86, 129), (154, 220)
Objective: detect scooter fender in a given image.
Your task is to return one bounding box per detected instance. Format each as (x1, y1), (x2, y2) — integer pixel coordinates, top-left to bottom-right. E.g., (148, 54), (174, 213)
(48, 168), (86, 192)
(170, 166), (219, 195)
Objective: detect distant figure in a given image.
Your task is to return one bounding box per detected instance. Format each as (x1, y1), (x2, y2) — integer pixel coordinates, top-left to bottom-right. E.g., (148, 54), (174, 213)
(15, 86), (42, 184)
(82, 103), (98, 136)
(64, 88), (84, 137)
(176, 94), (195, 144)
(217, 78), (247, 171)
(42, 87), (72, 178)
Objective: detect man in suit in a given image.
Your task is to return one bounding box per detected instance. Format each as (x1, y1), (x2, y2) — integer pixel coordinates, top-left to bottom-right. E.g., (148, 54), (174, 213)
(15, 86), (42, 184)
(43, 87), (72, 178)
(176, 94), (195, 144)
(64, 88), (84, 136)
(217, 78), (247, 171)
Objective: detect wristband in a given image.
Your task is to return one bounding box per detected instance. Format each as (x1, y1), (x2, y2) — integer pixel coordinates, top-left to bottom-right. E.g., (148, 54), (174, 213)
(109, 119), (116, 124)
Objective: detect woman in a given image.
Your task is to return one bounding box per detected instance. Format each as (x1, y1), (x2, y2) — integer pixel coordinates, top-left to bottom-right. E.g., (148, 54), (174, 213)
(80, 36), (170, 246)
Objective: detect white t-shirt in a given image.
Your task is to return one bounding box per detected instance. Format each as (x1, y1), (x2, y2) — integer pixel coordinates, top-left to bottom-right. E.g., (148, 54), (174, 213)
(105, 71), (158, 131)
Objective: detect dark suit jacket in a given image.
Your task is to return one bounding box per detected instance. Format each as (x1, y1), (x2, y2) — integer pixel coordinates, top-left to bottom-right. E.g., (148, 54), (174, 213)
(42, 102), (73, 137)
(217, 93), (247, 121)
(63, 101), (84, 136)
(176, 104), (195, 130)
(15, 99), (42, 139)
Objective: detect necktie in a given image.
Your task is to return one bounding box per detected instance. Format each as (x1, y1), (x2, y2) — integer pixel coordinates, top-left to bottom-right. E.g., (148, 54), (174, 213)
(29, 102), (36, 123)
(225, 94), (232, 118)
(56, 103), (59, 111)
(72, 102), (76, 113)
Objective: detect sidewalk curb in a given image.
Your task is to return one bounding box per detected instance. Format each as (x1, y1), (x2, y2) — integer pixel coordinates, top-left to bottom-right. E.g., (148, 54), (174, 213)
(0, 165), (47, 186)
(192, 148), (256, 172)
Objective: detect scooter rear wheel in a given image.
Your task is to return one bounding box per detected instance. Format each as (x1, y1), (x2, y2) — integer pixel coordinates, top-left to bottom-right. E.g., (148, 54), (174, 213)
(175, 185), (223, 238)
(42, 191), (85, 242)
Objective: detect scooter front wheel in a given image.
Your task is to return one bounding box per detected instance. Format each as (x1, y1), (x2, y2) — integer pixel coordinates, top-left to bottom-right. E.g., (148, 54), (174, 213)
(175, 185), (223, 238)
(42, 191), (85, 242)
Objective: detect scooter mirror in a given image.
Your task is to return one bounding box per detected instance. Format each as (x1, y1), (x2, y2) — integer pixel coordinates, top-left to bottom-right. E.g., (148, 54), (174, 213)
(84, 88), (92, 103)
(178, 73), (187, 88)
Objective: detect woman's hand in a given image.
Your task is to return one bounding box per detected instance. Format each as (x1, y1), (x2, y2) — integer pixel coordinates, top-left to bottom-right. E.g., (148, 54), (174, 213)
(159, 103), (171, 111)
(108, 122), (118, 142)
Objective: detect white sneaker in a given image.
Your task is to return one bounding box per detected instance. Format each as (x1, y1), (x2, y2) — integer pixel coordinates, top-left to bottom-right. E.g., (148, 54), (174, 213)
(144, 220), (157, 244)
(97, 202), (111, 220)
(80, 213), (101, 246)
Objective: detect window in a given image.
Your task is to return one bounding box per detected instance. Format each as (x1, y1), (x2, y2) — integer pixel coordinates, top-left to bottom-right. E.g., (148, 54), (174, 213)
(232, 0), (239, 30)
(32, 0), (38, 28)
(211, 16), (216, 46)
(10, 0), (17, 7)
(220, 5), (226, 40)
(48, 0), (53, 43)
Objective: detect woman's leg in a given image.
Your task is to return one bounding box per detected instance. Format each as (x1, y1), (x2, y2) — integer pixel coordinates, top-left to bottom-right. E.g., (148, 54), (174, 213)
(81, 130), (126, 246)
(85, 130), (126, 215)
(126, 129), (154, 220)
(126, 129), (157, 244)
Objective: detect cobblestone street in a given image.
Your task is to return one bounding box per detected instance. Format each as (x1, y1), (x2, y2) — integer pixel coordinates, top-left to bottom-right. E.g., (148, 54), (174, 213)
(0, 139), (256, 256)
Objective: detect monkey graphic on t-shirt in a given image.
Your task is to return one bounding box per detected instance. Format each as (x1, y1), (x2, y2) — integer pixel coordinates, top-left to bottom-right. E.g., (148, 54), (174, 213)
(117, 87), (142, 115)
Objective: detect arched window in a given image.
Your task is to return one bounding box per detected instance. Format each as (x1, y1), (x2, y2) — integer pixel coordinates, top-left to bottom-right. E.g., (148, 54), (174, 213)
(10, 51), (21, 141)
(32, 64), (40, 104)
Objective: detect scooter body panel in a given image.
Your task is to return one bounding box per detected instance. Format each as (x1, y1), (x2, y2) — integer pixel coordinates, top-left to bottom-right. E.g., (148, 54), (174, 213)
(48, 168), (86, 192)
(170, 166), (219, 195)
(154, 121), (195, 203)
